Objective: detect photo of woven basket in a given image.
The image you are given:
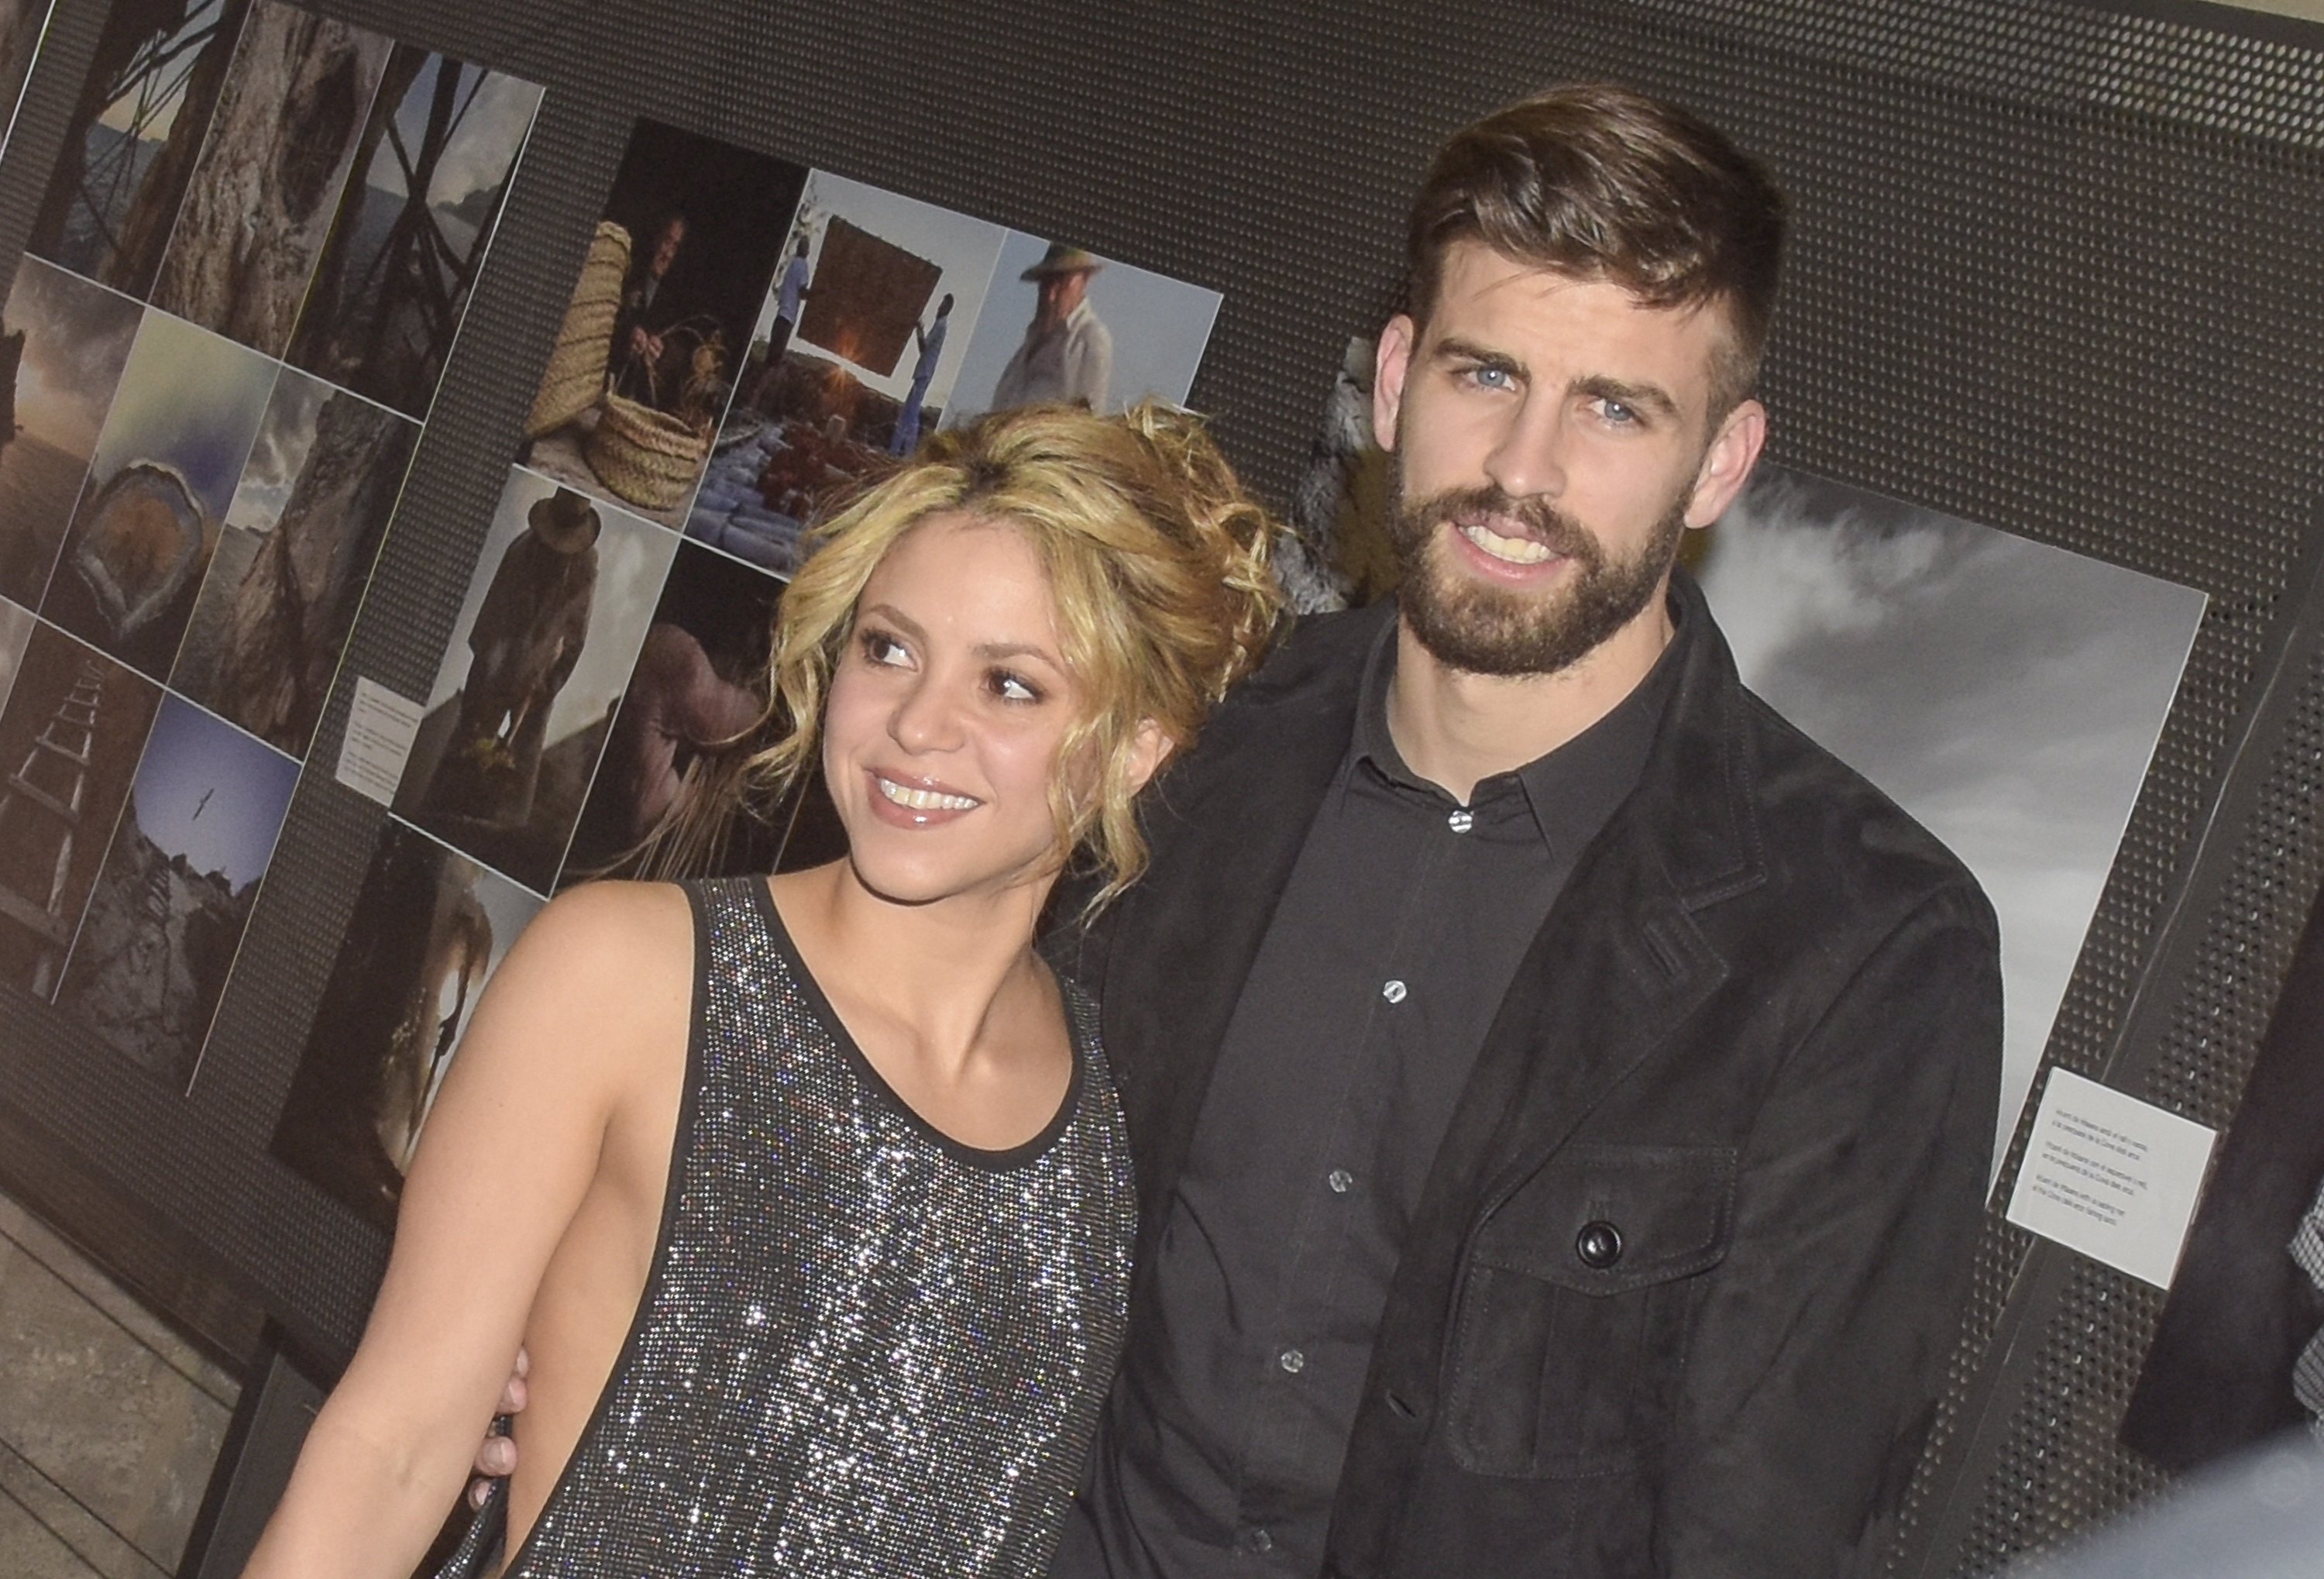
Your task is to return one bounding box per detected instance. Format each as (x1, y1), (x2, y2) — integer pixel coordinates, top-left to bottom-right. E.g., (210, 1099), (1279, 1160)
(585, 393), (711, 511)
(524, 221), (631, 439)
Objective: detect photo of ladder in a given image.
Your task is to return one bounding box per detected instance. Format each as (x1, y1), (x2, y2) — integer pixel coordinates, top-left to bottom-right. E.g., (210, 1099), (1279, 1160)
(0, 656), (105, 996)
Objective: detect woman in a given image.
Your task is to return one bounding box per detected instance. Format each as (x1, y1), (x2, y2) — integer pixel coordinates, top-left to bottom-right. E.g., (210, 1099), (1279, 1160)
(244, 401), (1282, 1576)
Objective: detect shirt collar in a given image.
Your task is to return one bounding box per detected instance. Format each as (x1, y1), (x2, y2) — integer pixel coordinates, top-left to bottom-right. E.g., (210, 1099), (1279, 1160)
(1341, 593), (1690, 855)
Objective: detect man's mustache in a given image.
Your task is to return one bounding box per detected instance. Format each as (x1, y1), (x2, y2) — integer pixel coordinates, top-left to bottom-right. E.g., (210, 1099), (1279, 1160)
(1400, 484), (1603, 568)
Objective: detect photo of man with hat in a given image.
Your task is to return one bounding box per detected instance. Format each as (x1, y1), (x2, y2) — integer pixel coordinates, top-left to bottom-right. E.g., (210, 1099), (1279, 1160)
(990, 241), (1115, 411)
(427, 487), (601, 828)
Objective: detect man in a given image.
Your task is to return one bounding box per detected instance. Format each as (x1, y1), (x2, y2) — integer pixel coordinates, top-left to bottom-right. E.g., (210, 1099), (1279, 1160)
(751, 235), (814, 412)
(888, 291), (954, 455)
(424, 488), (599, 829)
(990, 243), (1114, 411)
(1044, 82), (1999, 1577)
(610, 212), (687, 407)
(476, 84), (1999, 1577)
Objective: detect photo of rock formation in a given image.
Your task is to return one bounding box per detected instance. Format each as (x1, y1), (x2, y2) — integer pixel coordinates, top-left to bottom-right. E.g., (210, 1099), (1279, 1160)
(52, 691), (297, 1085)
(40, 309), (278, 680)
(0, 258), (144, 609)
(170, 366), (417, 757)
(270, 816), (540, 1230)
(287, 44), (541, 418)
(26, 0), (250, 298)
(0, 619), (161, 999)
(148, 0), (394, 359)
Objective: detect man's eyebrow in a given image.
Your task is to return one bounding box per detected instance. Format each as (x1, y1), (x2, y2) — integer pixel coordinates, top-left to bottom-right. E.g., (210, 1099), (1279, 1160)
(1573, 373), (1682, 423)
(1427, 335), (1526, 377)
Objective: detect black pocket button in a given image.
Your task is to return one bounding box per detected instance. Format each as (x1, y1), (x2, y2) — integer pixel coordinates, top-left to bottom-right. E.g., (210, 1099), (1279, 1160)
(1575, 1220), (1624, 1270)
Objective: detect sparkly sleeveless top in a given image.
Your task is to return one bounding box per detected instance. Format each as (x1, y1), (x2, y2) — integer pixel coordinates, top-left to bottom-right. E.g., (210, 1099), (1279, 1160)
(490, 876), (1134, 1577)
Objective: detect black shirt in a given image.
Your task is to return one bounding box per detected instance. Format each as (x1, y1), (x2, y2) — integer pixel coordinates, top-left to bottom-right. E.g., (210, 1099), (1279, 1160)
(1054, 607), (1686, 1577)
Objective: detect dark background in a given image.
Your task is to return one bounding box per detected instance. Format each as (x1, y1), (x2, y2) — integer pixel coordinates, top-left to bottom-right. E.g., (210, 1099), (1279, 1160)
(1, 0), (2322, 1573)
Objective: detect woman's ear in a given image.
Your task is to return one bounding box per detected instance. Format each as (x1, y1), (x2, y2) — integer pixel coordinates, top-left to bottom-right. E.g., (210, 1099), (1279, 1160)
(1123, 718), (1174, 796)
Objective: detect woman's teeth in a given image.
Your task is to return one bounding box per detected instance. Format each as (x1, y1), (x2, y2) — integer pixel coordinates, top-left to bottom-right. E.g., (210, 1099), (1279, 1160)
(878, 777), (980, 812)
(1459, 521), (1554, 565)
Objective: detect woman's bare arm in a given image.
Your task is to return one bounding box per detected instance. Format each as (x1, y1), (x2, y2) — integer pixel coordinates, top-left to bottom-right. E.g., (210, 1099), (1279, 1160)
(242, 882), (692, 1578)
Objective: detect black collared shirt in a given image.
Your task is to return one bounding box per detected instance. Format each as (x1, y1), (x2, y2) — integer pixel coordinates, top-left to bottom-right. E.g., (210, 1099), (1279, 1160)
(1054, 606), (1686, 1577)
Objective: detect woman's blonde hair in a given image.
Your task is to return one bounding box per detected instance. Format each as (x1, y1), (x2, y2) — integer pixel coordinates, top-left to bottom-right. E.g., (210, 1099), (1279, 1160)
(739, 398), (1281, 906)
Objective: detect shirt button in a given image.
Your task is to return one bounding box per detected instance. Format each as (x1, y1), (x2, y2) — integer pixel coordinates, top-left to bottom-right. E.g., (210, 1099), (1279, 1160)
(1381, 979), (1408, 1003)
(1327, 1168), (1354, 1194)
(1447, 807), (1473, 834)
(1280, 1348), (1306, 1374)
(1245, 1526), (1274, 1553)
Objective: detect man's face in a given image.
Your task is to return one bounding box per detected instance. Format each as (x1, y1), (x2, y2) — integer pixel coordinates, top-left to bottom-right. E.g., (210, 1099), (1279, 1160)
(1036, 270), (1091, 325)
(651, 218), (687, 279)
(1372, 239), (1765, 677)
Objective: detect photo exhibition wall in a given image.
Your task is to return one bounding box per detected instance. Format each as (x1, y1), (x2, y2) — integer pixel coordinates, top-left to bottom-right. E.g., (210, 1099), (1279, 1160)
(0, 1), (2320, 1576)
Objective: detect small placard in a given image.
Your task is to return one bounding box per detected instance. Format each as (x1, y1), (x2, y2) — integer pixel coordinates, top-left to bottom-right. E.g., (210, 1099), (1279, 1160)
(335, 677), (424, 807)
(2005, 1068), (2216, 1288)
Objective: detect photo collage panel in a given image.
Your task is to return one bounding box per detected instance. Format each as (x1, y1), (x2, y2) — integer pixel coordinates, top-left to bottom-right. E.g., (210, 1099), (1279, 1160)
(270, 115), (1228, 1226)
(0, 0), (542, 1091)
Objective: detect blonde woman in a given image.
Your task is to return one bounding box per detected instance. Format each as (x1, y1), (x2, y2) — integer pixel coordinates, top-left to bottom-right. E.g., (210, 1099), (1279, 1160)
(245, 402), (1281, 1577)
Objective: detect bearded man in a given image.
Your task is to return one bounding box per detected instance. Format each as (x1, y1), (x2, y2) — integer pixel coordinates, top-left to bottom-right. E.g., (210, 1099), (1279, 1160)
(1046, 82), (2003, 1578)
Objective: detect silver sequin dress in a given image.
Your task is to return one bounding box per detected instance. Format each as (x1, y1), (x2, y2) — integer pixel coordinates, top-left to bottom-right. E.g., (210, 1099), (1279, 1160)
(483, 876), (1134, 1577)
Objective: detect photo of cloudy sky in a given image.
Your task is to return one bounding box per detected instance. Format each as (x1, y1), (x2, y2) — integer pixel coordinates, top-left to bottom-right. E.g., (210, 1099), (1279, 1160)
(1693, 464), (2208, 1162)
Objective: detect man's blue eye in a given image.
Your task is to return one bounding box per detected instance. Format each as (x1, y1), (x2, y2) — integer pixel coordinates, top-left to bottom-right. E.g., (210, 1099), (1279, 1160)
(1469, 365), (1511, 390)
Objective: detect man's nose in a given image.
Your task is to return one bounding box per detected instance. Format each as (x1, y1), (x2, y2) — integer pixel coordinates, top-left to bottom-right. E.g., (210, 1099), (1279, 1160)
(1481, 394), (1568, 501)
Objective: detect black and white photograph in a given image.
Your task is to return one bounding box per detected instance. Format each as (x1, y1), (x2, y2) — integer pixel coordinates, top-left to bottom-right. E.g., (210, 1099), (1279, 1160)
(686, 170), (1006, 572)
(1691, 465), (2208, 1158)
(558, 538), (782, 886)
(268, 816), (541, 1230)
(170, 366), (418, 758)
(940, 226), (1221, 426)
(147, 0), (395, 359)
(26, 0), (250, 298)
(392, 466), (679, 894)
(0, 619), (162, 999)
(0, 258), (144, 609)
(51, 691), (297, 1085)
(41, 309), (278, 680)
(285, 45), (541, 418)
(520, 119), (807, 529)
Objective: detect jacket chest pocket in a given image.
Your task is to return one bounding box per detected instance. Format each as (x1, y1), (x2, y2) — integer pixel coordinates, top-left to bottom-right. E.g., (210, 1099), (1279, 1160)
(1446, 1144), (1736, 1480)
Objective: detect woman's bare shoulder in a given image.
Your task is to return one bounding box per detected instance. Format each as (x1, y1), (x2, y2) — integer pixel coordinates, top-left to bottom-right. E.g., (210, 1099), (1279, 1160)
(468, 880), (696, 1076)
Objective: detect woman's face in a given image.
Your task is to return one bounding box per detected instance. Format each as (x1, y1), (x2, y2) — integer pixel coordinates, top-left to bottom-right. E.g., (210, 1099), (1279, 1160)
(822, 511), (1085, 907)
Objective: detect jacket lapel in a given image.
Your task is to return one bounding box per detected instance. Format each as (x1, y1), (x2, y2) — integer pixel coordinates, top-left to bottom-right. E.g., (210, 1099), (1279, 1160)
(1399, 573), (1765, 1281)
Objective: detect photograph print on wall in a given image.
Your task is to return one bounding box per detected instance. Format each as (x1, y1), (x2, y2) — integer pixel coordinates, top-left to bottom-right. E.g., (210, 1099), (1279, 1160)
(270, 815), (541, 1229)
(51, 690), (297, 1085)
(0, 258), (144, 609)
(391, 465), (678, 895)
(26, 0), (252, 298)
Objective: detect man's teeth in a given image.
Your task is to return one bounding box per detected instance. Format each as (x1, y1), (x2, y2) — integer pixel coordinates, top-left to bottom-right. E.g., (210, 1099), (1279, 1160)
(878, 777), (980, 812)
(1459, 521), (1555, 565)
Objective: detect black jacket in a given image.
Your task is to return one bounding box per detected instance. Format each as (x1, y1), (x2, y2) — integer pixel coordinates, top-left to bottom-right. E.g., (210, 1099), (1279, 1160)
(1056, 576), (2003, 1577)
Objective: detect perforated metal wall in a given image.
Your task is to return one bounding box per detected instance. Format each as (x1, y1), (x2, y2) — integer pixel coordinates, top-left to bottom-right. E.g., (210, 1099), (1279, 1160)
(0, 0), (2318, 1572)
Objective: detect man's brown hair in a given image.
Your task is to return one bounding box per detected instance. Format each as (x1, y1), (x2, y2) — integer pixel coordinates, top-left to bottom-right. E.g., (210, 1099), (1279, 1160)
(1405, 82), (1788, 416)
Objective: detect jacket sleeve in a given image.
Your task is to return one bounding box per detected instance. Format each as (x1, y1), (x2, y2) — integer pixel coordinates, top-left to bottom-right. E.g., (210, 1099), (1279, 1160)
(1657, 882), (2002, 1577)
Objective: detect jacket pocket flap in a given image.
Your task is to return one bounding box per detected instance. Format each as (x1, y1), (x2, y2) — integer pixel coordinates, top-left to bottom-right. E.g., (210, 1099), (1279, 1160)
(1474, 1144), (1737, 1295)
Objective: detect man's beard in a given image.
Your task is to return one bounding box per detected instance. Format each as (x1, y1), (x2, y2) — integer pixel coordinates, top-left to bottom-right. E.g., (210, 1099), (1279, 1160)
(1385, 473), (1687, 678)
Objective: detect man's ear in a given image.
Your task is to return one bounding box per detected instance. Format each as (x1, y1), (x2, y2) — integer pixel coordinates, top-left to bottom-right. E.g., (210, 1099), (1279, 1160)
(1372, 315), (1417, 453)
(1123, 718), (1174, 797)
(1683, 397), (1769, 529)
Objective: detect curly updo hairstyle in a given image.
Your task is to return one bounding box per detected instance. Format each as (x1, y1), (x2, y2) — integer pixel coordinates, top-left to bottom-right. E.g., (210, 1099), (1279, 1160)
(746, 398), (1284, 906)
